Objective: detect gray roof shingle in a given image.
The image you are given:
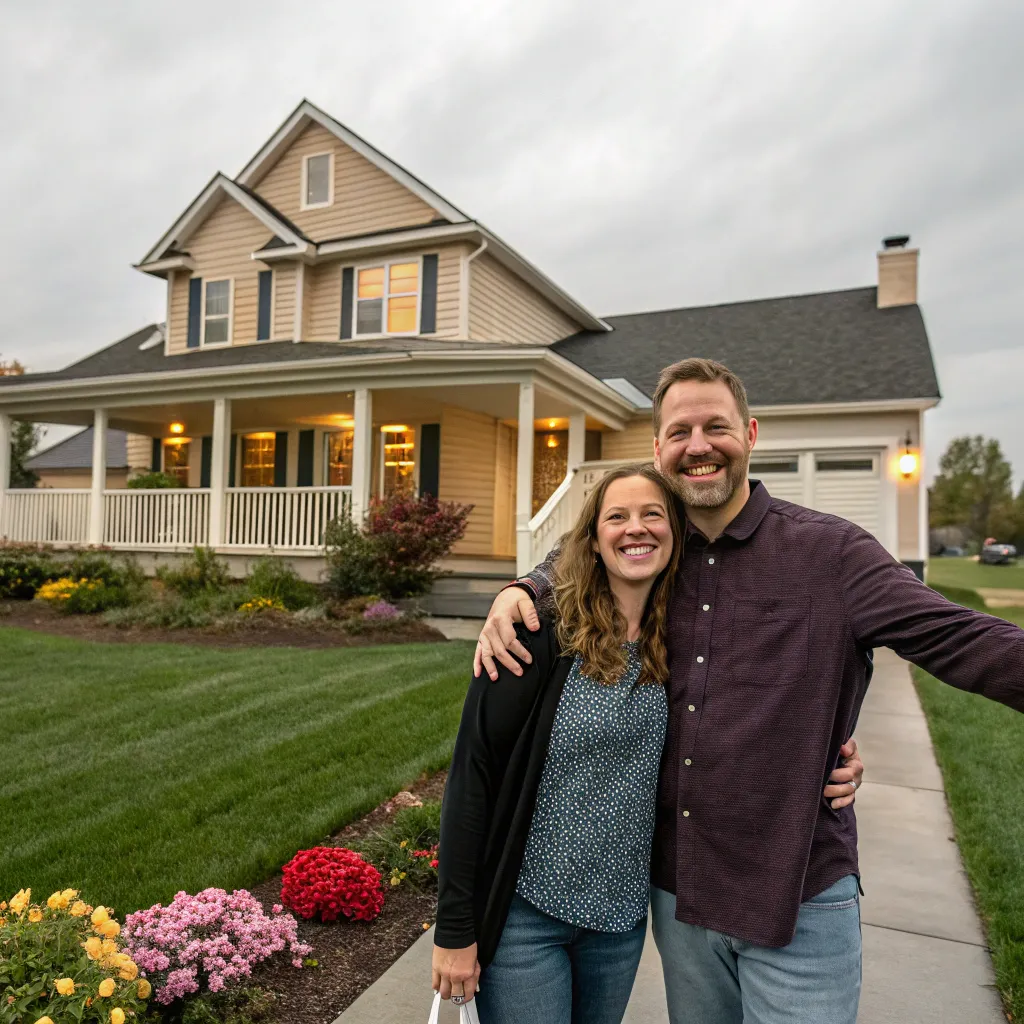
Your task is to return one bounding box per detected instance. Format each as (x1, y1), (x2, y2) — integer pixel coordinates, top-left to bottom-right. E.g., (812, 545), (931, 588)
(554, 287), (940, 405)
(26, 427), (129, 470)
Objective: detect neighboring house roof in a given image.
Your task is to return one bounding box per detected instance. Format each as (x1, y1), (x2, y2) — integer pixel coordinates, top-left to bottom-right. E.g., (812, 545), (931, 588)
(553, 287), (941, 407)
(25, 426), (129, 470)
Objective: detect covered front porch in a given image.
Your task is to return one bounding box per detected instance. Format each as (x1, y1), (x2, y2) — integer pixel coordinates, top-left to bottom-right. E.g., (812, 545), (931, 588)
(0, 350), (637, 577)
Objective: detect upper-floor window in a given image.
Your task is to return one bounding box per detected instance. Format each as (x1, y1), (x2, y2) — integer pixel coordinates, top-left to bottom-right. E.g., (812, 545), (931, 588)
(203, 279), (231, 345)
(355, 261), (419, 336)
(302, 152), (333, 209)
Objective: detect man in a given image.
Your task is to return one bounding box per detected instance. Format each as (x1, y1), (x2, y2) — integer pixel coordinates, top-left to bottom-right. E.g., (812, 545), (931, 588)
(475, 358), (1024, 1024)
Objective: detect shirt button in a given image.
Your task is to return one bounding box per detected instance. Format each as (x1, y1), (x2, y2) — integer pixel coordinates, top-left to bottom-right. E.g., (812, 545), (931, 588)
(696, 656), (704, 664)
(684, 758), (692, 766)
(708, 557), (715, 564)
(682, 810), (691, 817)
(688, 704), (696, 712)
(703, 604), (710, 611)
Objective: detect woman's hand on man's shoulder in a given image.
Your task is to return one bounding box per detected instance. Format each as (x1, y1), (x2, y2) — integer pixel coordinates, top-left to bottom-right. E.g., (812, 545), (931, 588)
(474, 585), (542, 680)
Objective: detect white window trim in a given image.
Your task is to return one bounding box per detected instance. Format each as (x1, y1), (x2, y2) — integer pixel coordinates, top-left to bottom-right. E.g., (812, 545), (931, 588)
(301, 151), (335, 211)
(352, 256), (423, 339)
(201, 278), (233, 348)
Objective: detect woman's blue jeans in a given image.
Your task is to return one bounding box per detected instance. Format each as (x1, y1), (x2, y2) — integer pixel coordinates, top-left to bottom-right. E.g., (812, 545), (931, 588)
(476, 894), (647, 1024)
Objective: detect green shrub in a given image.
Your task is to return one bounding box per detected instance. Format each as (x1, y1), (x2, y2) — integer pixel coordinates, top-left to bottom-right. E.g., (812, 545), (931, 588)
(127, 471), (182, 489)
(929, 583), (989, 612)
(355, 801), (442, 890)
(244, 557), (320, 610)
(104, 588), (243, 629)
(65, 551), (145, 591)
(0, 548), (64, 599)
(180, 987), (277, 1024)
(322, 515), (381, 599)
(158, 546), (232, 596)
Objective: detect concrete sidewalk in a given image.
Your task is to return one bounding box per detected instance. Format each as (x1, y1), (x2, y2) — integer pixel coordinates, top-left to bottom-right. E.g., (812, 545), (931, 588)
(335, 649), (1004, 1023)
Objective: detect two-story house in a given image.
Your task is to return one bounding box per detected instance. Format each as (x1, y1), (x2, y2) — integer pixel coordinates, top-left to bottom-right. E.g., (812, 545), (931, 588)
(0, 100), (939, 611)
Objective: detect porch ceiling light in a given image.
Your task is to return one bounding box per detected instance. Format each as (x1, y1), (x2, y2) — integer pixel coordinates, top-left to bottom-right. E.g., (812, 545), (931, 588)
(380, 424), (410, 433)
(169, 421), (185, 434)
(899, 432), (919, 478)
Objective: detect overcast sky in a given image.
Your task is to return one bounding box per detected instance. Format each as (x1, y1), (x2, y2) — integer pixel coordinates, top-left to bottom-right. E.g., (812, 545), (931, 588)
(2, 0), (1022, 485)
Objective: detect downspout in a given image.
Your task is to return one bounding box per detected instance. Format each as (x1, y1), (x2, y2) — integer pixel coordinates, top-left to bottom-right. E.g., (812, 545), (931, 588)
(459, 239), (488, 339)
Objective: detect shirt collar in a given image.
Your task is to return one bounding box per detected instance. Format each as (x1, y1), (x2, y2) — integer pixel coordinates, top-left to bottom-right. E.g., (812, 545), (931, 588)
(683, 479), (772, 544)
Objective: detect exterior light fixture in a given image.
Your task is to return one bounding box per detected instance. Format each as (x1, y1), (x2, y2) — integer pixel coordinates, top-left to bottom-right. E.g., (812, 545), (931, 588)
(169, 422), (185, 435)
(546, 434), (559, 448)
(548, 419), (557, 429)
(380, 424), (410, 433)
(899, 432), (919, 478)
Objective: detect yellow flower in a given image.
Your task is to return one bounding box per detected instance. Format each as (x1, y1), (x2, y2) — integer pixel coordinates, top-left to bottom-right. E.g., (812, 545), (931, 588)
(98, 979), (116, 998)
(83, 936), (103, 959)
(47, 892), (65, 910)
(70, 901), (89, 917)
(110, 1009), (125, 1024)
(400, 872), (407, 879)
(55, 979), (75, 996)
(136, 979), (151, 1000)
(0, 917), (6, 927)
(99, 919), (121, 939)
(9, 889), (30, 915)
(36, 1017), (54, 1024)
(399, 840), (408, 848)
(102, 940), (119, 957)
(117, 960), (138, 982)
(28, 908), (43, 923)
(91, 906), (110, 926)
(0, 901), (6, 911)
(389, 876), (400, 886)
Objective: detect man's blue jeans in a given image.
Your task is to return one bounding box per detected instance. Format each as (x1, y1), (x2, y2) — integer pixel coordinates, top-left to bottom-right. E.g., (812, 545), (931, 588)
(651, 875), (862, 1024)
(476, 894), (647, 1024)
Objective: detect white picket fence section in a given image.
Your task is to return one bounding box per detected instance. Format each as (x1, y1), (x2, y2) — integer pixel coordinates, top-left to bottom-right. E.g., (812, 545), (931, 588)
(224, 486), (352, 550)
(104, 489), (211, 548)
(1, 489), (90, 544)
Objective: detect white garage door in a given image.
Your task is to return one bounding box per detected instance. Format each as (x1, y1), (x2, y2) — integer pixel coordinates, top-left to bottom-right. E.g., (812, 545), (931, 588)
(750, 450), (884, 541)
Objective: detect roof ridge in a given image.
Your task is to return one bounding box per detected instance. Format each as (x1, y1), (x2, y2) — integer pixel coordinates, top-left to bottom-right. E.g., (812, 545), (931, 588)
(232, 180), (313, 244)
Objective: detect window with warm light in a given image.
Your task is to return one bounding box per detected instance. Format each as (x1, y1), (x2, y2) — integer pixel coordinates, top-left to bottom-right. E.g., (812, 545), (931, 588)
(241, 433), (276, 487)
(381, 426), (416, 496)
(326, 431), (354, 486)
(354, 261), (419, 336)
(162, 440), (190, 485)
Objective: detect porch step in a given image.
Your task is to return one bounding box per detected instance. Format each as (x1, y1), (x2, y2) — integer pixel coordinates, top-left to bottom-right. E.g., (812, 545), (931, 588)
(426, 571), (511, 618)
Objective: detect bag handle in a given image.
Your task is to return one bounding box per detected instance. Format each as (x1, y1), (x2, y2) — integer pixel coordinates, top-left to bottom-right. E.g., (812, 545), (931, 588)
(429, 991), (482, 1024)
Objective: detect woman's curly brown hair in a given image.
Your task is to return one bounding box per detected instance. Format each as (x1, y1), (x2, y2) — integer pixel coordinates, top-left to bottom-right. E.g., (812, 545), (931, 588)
(553, 463), (682, 686)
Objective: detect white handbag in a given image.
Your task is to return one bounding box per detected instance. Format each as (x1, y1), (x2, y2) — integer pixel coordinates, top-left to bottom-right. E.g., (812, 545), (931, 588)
(429, 990), (482, 1024)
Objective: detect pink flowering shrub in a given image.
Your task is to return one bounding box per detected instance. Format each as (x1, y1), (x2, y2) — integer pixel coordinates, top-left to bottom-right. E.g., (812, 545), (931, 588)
(362, 599), (401, 621)
(121, 887), (311, 1005)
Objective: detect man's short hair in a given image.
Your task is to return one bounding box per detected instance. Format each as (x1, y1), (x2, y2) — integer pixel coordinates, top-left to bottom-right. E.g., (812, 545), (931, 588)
(652, 358), (752, 434)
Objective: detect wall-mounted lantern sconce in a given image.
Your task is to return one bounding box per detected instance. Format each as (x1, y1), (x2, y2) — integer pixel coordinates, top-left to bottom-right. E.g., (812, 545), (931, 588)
(169, 422), (185, 435)
(899, 432), (919, 478)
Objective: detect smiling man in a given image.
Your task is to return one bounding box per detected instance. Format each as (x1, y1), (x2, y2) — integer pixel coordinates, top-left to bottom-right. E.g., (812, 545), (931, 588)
(474, 357), (1024, 1024)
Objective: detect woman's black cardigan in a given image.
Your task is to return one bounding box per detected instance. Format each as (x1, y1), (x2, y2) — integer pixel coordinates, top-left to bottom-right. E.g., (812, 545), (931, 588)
(435, 618), (573, 967)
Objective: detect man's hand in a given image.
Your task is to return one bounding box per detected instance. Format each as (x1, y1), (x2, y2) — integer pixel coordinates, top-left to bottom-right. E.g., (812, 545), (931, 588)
(432, 942), (481, 1003)
(473, 586), (541, 680)
(825, 738), (864, 810)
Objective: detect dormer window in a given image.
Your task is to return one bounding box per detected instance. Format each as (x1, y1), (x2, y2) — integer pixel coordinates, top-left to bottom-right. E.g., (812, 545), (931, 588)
(302, 152), (333, 209)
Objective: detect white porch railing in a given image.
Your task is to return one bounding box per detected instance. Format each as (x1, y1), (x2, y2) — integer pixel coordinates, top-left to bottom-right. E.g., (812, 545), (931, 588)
(224, 486), (352, 550)
(2, 489), (90, 545)
(528, 473), (575, 566)
(104, 489), (211, 549)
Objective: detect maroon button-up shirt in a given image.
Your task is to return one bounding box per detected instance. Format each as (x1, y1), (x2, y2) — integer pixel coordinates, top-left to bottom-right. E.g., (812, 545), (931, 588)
(519, 481), (1024, 947)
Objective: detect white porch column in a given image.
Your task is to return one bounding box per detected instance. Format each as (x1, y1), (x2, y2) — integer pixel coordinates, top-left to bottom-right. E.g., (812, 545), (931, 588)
(208, 398), (232, 548)
(0, 413), (11, 535)
(351, 387), (373, 521)
(516, 381), (535, 576)
(89, 408), (108, 545)
(567, 411), (586, 473)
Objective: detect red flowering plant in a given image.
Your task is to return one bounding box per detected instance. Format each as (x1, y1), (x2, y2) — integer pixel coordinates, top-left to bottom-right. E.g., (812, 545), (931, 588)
(280, 848), (385, 923)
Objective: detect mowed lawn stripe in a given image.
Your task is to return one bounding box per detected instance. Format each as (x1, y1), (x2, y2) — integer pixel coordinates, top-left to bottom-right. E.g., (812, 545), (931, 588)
(0, 627), (473, 912)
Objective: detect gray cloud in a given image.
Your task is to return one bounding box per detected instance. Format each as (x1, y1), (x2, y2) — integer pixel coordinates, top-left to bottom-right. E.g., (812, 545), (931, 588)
(2, 0), (1022, 483)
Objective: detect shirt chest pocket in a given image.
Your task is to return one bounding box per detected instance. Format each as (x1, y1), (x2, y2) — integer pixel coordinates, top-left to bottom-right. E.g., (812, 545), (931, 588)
(725, 596), (810, 685)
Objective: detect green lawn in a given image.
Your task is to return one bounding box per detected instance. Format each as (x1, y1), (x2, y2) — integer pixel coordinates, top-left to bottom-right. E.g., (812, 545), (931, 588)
(927, 555), (1024, 592)
(0, 628), (473, 914)
(914, 600), (1024, 1020)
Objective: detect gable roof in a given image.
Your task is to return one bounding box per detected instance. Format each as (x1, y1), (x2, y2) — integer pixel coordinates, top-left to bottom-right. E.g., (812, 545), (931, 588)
(236, 99), (470, 224)
(26, 426), (129, 471)
(137, 173), (314, 269)
(553, 287), (941, 408)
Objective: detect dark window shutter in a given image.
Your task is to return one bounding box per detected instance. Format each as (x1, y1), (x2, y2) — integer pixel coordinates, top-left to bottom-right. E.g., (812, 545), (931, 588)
(420, 254), (438, 334)
(257, 270), (273, 340)
(200, 436), (212, 488)
(229, 433), (237, 487)
(187, 277), (202, 349)
(419, 424), (440, 497)
(151, 437), (162, 471)
(274, 431), (288, 487)
(297, 430), (314, 487)
(340, 267), (354, 339)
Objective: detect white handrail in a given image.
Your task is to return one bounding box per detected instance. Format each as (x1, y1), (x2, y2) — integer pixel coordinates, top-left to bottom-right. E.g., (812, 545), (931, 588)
(528, 471), (575, 568)
(104, 488), (211, 548)
(2, 489), (90, 544)
(223, 486), (352, 550)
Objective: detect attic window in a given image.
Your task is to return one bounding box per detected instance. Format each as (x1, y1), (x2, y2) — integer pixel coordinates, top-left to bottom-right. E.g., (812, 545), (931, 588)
(303, 153), (333, 209)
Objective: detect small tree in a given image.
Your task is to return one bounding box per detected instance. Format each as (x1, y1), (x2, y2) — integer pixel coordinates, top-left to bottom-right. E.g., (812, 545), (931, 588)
(929, 436), (1015, 548)
(1, 356), (40, 488)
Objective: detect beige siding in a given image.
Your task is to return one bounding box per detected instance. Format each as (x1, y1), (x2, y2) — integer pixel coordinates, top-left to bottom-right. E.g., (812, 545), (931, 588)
(126, 433), (154, 473)
(601, 416), (655, 461)
(469, 253), (580, 345)
(434, 245), (465, 339)
(273, 263), (297, 339)
(439, 405), (498, 556)
(252, 122), (439, 241)
(172, 196), (272, 350)
(167, 271), (192, 354)
(307, 262), (342, 341)
(492, 423), (517, 557)
(35, 469), (130, 490)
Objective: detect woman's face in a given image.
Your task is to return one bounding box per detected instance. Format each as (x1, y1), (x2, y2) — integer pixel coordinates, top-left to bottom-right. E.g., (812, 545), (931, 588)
(592, 475), (674, 585)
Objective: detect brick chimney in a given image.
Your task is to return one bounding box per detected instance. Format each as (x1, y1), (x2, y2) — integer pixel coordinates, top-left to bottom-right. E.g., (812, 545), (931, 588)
(877, 235), (919, 308)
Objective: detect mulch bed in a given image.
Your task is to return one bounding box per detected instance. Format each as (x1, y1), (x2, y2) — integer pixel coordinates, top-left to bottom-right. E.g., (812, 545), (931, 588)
(247, 771), (447, 1024)
(0, 600), (447, 648)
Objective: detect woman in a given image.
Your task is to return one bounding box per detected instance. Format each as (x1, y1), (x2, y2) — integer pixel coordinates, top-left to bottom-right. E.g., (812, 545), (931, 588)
(433, 463), (681, 1023)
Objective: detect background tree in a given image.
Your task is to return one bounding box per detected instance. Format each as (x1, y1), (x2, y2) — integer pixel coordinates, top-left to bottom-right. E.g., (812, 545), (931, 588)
(1, 355), (41, 488)
(929, 435), (1014, 548)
